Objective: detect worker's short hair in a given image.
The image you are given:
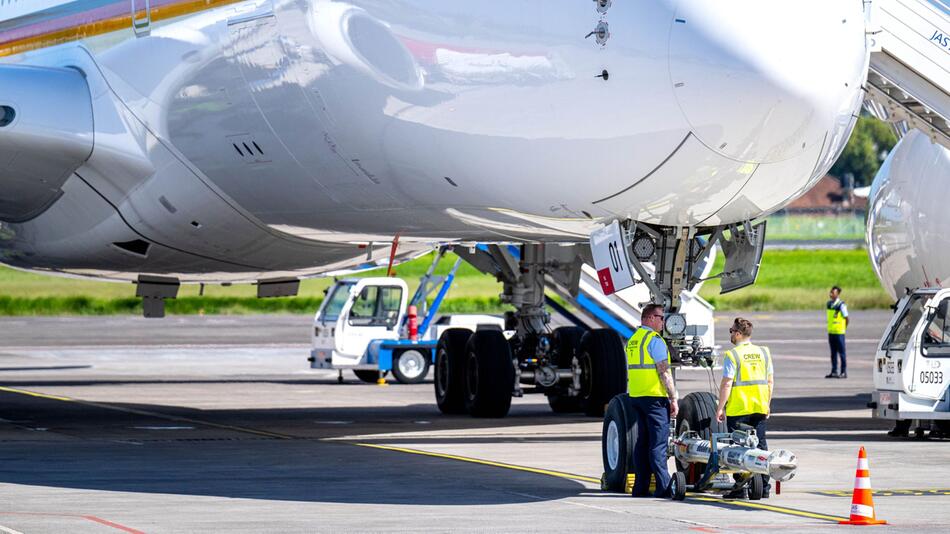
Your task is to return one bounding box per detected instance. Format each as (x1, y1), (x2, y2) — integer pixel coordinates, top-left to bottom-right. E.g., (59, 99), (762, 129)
(641, 303), (664, 321)
(732, 317), (753, 336)
(831, 285), (842, 293)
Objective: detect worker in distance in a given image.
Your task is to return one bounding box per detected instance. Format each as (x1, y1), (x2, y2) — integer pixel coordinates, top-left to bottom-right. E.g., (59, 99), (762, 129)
(826, 285), (849, 379)
(715, 317), (774, 498)
(626, 304), (678, 498)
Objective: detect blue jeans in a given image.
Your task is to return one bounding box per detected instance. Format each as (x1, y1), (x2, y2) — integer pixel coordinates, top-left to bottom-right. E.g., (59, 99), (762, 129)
(629, 396), (671, 497)
(829, 333), (847, 373)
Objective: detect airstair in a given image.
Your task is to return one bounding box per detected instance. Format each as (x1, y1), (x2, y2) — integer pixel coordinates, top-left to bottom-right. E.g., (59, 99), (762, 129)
(462, 244), (716, 348)
(865, 0), (950, 147)
(544, 262), (715, 348)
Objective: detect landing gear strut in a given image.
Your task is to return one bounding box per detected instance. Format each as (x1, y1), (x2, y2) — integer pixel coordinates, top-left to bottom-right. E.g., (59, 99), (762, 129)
(595, 219), (771, 495)
(598, 220), (766, 363)
(437, 218), (766, 418)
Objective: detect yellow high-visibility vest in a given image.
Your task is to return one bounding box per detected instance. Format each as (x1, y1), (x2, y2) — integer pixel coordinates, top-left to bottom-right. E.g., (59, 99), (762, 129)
(827, 301), (847, 334)
(626, 328), (668, 398)
(724, 344), (772, 417)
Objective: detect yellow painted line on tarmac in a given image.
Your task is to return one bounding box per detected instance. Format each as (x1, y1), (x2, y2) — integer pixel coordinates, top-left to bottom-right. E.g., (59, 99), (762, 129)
(355, 442), (602, 484)
(813, 488), (950, 497)
(690, 496), (847, 522)
(357, 442), (850, 523)
(0, 385), (293, 440)
(0, 386), (73, 402)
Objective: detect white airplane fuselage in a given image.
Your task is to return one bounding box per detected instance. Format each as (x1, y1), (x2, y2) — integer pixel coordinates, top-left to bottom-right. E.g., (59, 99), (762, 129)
(868, 129), (950, 300)
(0, 0), (870, 282)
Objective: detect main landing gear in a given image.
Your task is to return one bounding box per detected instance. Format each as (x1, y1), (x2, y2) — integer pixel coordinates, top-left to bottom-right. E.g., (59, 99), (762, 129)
(436, 244), (626, 418)
(437, 219), (767, 418)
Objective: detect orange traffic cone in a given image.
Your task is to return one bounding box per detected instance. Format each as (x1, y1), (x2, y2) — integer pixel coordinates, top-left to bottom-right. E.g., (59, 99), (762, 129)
(839, 447), (887, 525)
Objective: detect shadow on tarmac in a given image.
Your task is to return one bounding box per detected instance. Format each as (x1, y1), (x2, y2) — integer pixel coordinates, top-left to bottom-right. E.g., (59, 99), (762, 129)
(0, 437), (590, 505)
(0, 384), (893, 504)
(0, 365), (93, 372)
(772, 393), (871, 413)
(0, 378), (428, 387)
(0, 388), (595, 504)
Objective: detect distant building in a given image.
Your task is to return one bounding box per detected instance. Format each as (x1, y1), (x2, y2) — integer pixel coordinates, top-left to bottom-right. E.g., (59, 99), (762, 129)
(786, 175), (867, 212)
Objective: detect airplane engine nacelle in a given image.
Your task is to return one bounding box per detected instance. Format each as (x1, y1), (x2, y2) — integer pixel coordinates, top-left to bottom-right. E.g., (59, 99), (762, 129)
(0, 65), (94, 223)
(867, 130), (950, 300)
(307, 1), (423, 92)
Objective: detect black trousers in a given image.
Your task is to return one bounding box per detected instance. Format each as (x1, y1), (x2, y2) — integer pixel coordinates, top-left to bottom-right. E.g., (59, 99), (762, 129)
(726, 413), (770, 491)
(630, 396), (671, 497)
(829, 333), (847, 373)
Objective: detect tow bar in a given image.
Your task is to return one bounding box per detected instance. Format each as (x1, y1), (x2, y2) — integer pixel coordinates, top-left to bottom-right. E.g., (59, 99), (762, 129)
(669, 424), (798, 501)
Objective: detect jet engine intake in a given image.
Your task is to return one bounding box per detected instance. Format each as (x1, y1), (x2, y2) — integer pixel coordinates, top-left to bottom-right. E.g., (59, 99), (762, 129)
(0, 65), (94, 223)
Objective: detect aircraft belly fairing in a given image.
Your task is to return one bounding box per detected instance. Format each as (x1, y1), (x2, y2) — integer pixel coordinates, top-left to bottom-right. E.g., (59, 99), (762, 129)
(0, 0), (870, 281)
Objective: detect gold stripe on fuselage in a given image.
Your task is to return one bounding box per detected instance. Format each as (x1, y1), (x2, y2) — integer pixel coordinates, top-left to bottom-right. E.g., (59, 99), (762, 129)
(0, 0), (246, 57)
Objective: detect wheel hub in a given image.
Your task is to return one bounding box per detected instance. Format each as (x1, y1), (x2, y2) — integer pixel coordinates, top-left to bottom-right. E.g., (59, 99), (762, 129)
(534, 364), (559, 388)
(606, 419), (620, 470)
(398, 350), (426, 379)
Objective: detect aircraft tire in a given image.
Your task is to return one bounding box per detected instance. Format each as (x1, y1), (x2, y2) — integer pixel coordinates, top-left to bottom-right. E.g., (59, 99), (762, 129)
(579, 329), (627, 417)
(548, 395), (582, 413)
(435, 328), (471, 414)
(464, 330), (514, 418)
(601, 393), (635, 492)
(353, 370), (380, 383)
(676, 392), (726, 483)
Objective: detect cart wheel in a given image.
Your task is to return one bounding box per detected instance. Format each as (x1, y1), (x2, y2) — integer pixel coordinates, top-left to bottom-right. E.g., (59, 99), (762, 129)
(748, 475), (764, 501)
(392, 349), (430, 384)
(671, 471), (687, 501)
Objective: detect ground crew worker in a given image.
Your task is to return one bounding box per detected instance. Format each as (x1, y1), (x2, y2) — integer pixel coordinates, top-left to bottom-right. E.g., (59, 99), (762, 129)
(626, 303), (678, 498)
(715, 317), (773, 498)
(826, 285), (849, 379)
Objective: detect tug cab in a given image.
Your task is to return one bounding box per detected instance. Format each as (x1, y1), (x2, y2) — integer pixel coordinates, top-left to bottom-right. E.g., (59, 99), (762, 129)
(871, 288), (950, 434)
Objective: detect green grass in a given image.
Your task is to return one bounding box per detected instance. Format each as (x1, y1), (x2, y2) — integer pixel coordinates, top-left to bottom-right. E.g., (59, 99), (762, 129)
(765, 214), (865, 241)
(0, 255), (508, 316)
(0, 295), (507, 316)
(0, 255), (500, 300)
(698, 248), (892, 310)
(0, 248), (893, 315)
